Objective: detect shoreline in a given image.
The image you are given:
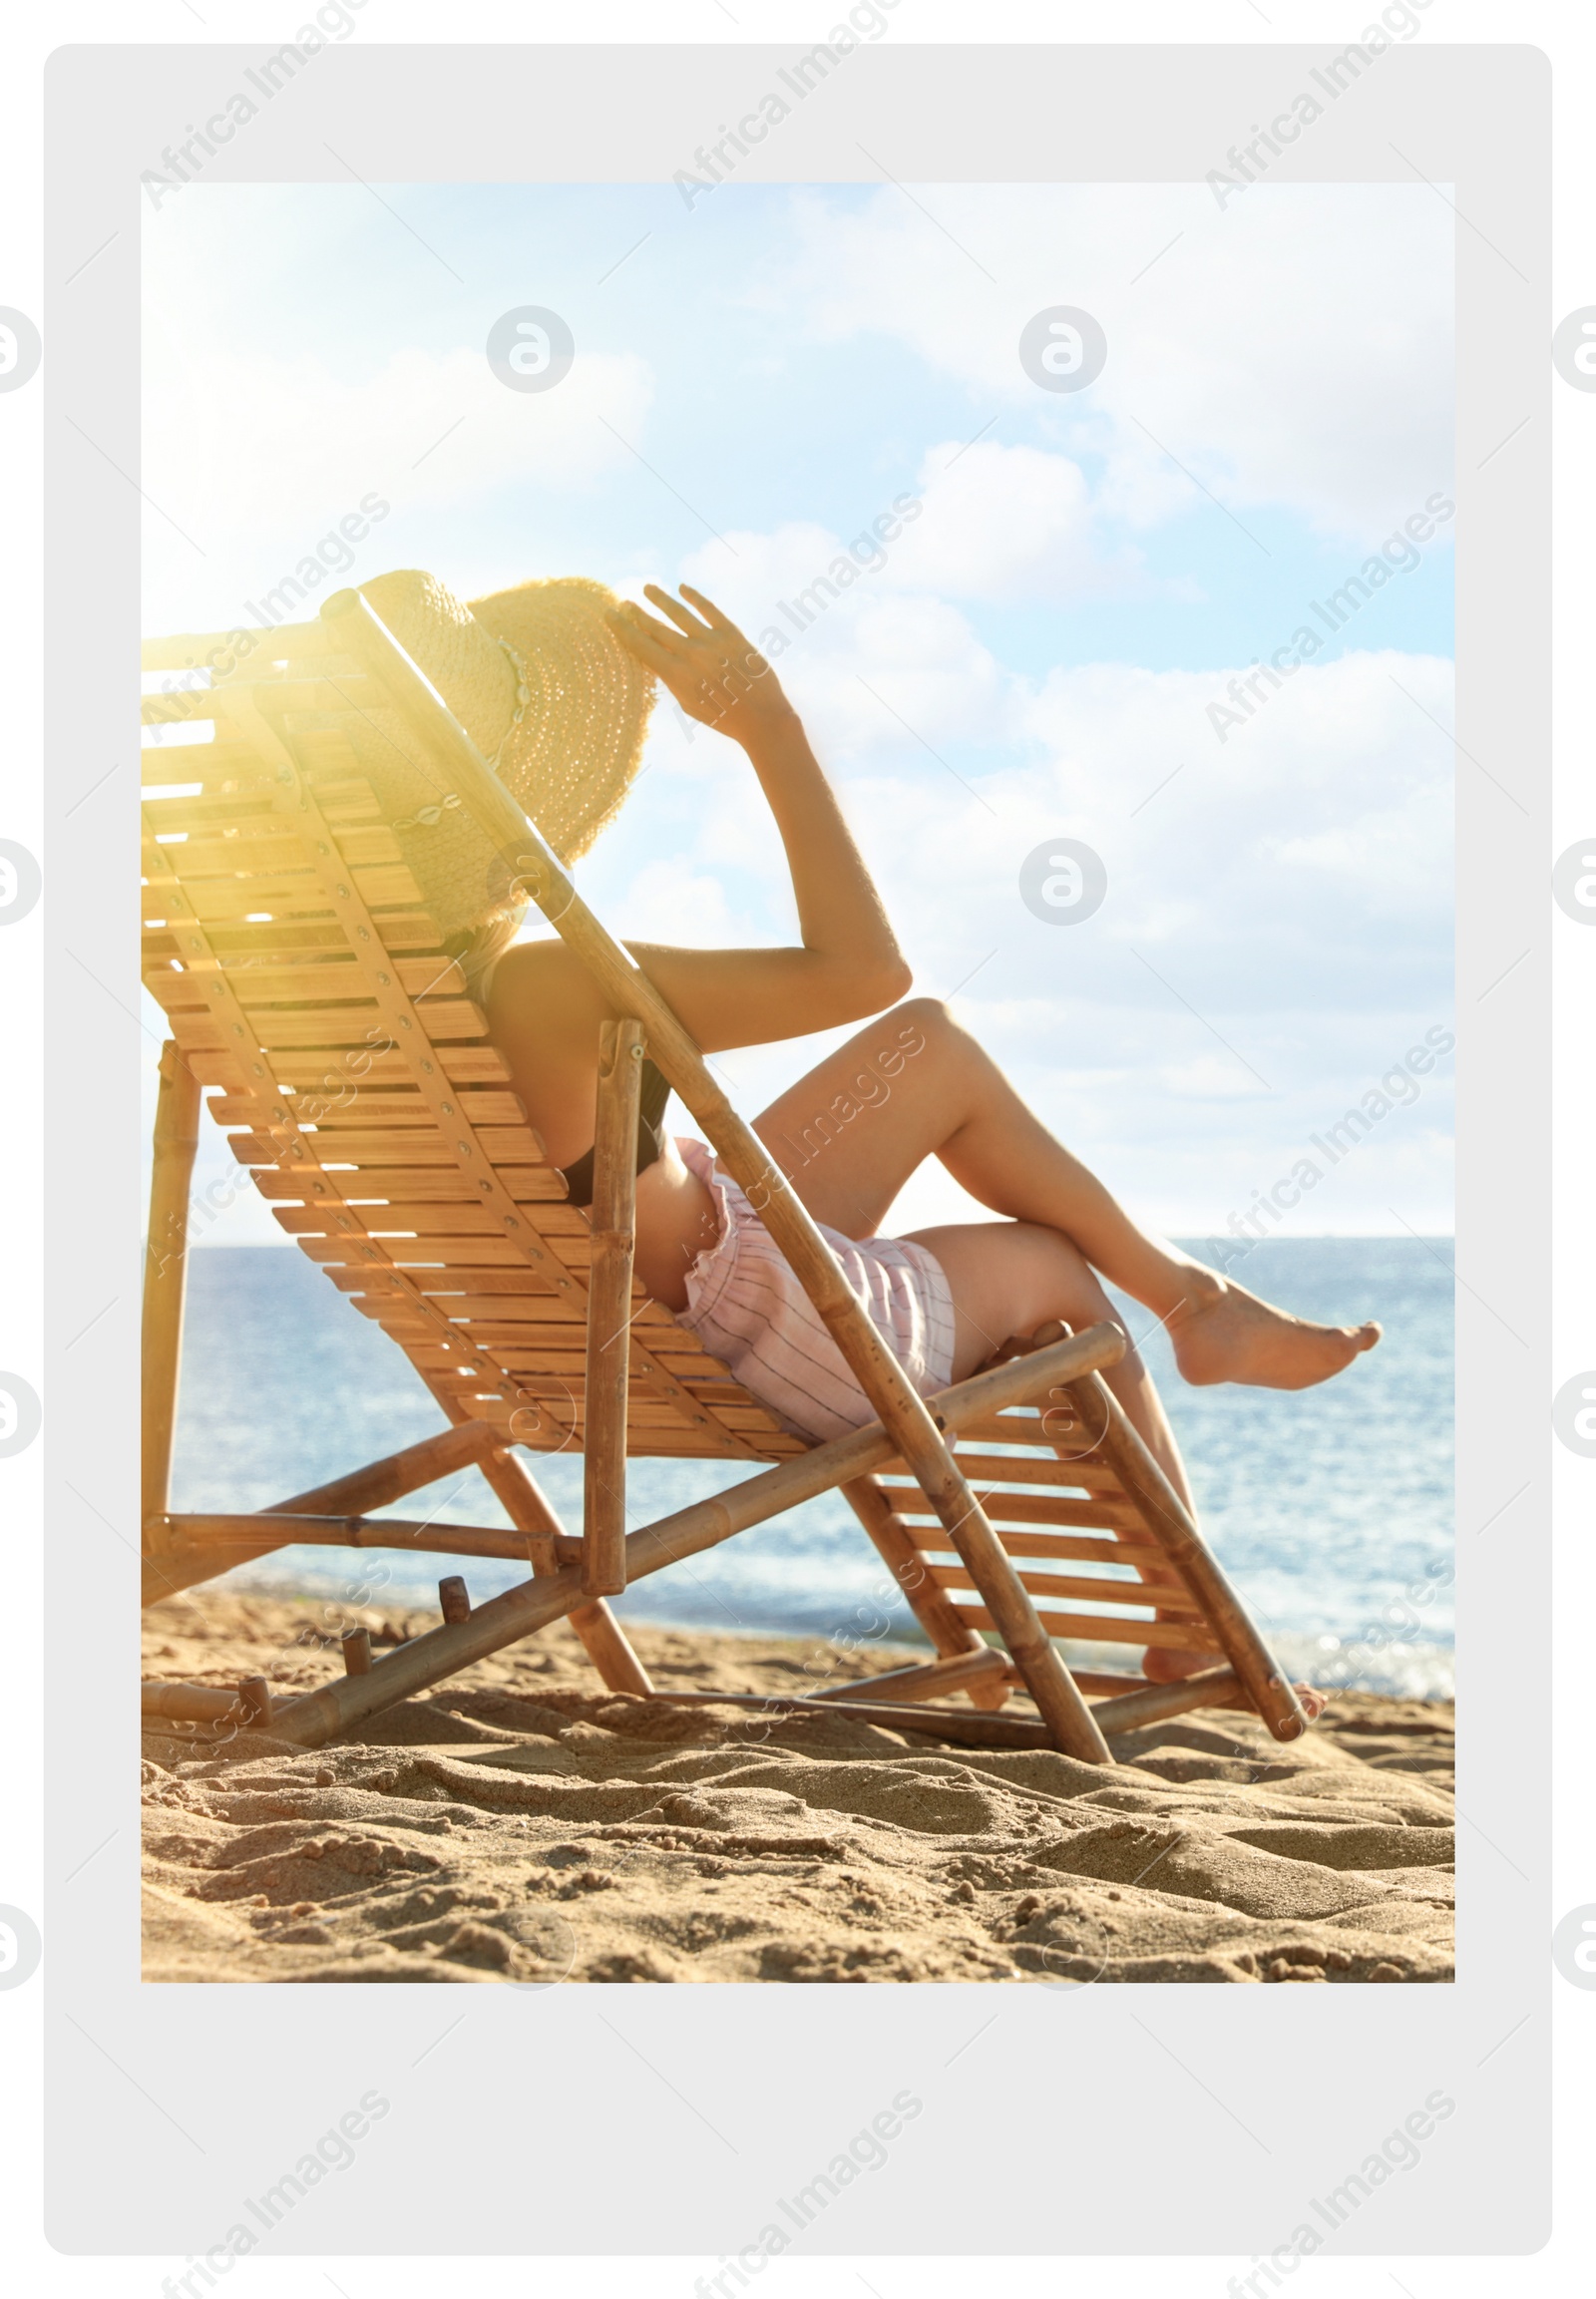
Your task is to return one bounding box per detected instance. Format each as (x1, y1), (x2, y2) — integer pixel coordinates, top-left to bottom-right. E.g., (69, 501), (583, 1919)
(203, 1556), (1458, 1705)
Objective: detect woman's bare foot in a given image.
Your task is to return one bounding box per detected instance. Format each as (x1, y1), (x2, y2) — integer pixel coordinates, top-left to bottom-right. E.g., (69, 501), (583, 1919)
(1164, 1265), (1380, 1390)
(1141, 1641), (1328, 1722)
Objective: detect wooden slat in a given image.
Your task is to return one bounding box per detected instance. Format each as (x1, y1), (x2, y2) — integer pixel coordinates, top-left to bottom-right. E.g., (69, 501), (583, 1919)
(449, 1395), (777, 1458)
(273, 1200), (545, 1236)
(293, 1092), (522, 1125)
(296, 1222), (590, 1263)
(948, 1601), (1212, 1652)
(407, 1345), (578, 1374)
(140, 744), (264, 786)
(142, 792), (282, 830)
(182, 1052), (515, 1098)
(318, 1269), (572, 1298)
(354, 1287), (566, 1324)
(141, 672), (384, 726)
(148, 864), (423, 917)
(392, 1271), (604, 1299)
(916, 1528), (1166, 1569)
(146, 913), (445, 958)
(939, 1450), (1125, 1491)
(187, 999), (486, 1048)
(359, 1277), (602, 1309)
(272, 1043), (513, 1084)
(143, 821), (401, 869)
(205, 906), (443, 943)
(409, 1315), (708, 1342)
(358, 1297), (629, 1333)
(140, 695), (223, 735)
(249, 1159), (555, 1201)
(141, 776), (384, 830)
(927, 1561), (1202, 1612)
(440, 1350), (739, 1388)
(452, 1319), (689, 1351)
(210, 1090), (526, 1129)
(453, 1326), (707, 1357)
(227, 1125), (544, 1165)
(895, 1491), (1144, 1532)
(148, 828), (403, 876)
(141, 620), (335, 670)
(144, 956), (466, 1004)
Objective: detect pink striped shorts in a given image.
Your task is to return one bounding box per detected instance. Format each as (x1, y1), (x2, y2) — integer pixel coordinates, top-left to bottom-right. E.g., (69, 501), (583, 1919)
(668, 1136), (958, 1445)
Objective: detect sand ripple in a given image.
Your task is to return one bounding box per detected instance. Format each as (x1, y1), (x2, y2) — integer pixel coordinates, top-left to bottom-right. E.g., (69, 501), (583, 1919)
(142, 1598), (1454, 1985)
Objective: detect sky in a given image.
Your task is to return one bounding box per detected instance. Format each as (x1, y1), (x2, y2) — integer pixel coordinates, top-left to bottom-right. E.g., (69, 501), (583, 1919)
(141, 178), (1456, 1245)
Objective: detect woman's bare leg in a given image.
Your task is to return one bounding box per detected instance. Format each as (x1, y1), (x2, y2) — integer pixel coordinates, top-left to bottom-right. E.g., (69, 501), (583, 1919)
(754, 998), (1380, 1393)
(899, 1219), (1325, 1712)
(904, 1217), (1195, 1506)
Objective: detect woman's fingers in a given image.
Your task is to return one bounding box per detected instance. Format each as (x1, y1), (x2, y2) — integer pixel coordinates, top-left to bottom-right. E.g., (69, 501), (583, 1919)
(615, 598), (697, 653)
(605, 605), (680, 673)
(642, 582), (713, 639)
(678, 583), (745, 640)
(612, 586), (771, 730)
(642, 580), (749, 651)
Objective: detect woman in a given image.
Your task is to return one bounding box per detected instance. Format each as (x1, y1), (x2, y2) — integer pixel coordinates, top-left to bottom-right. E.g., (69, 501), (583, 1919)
(478, 583), (1379, 1685)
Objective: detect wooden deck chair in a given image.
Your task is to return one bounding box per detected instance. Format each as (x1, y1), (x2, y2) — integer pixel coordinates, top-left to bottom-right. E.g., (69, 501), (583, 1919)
(139, 589), (1312, 1763)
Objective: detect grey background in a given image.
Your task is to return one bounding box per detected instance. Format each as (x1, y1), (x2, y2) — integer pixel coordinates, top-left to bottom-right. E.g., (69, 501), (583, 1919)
(45, 41), (1549, 2257)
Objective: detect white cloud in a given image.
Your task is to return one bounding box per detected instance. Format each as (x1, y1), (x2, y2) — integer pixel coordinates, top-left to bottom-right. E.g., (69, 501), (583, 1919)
(677, 437), (1147, 631)
(1159, 1055), (1277, 1102)
(765, 184), (1452, 544)
(603, 857), (742, 946)
(890, 439), (1140, 601)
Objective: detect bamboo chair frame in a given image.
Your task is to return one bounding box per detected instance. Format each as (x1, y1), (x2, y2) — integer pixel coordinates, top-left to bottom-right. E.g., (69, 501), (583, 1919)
(139, 591), (1311, 1761)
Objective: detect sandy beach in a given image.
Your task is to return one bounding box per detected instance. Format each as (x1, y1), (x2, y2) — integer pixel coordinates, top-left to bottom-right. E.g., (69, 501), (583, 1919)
(143, 1594), (1454, 1985)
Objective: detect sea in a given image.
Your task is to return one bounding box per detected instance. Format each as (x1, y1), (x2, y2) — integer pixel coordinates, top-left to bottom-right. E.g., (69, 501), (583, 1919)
(170, 1238), (1455, 1700)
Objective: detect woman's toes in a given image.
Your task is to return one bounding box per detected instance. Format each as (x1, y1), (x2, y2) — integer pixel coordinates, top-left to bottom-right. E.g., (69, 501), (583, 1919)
(1169, 1281), (1383, 1391)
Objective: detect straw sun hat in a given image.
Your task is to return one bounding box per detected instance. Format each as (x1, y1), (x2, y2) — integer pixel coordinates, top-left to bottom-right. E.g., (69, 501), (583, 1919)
(348, 568), (655, 948)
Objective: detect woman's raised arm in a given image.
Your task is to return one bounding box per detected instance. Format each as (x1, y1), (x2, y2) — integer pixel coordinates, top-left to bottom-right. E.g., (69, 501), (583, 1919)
(605, 584), (912, 1040)
(482, 584), (913, 1159)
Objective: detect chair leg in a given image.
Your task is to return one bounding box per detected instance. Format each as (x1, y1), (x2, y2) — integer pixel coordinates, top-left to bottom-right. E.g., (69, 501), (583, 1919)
(582, 1016), (642, 1597)
(479, 1445), (653, 1697)
(142, 1041), (201, 1535)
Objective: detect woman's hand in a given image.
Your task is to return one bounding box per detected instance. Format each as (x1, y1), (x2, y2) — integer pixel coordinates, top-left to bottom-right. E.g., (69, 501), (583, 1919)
(607, 584), (797, 750)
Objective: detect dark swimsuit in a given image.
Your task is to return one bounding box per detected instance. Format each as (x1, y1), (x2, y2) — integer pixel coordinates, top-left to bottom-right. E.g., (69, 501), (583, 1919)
(557, 1056), (672, 1209)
